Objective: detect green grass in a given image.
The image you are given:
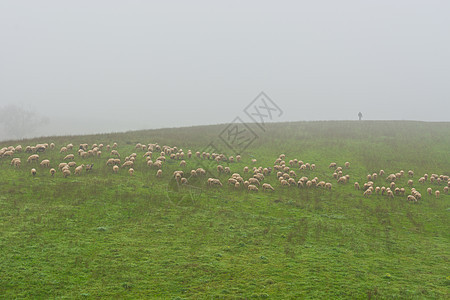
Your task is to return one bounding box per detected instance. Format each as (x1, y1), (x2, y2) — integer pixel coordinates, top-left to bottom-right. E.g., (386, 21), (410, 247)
(0, 121), (449, 298)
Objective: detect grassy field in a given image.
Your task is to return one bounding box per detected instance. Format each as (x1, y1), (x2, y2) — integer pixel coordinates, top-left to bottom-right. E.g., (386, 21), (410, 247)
(0, 121), (449, 299)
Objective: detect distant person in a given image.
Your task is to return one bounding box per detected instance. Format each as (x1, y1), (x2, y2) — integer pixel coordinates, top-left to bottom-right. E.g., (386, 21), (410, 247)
(358, 112), (362, 121)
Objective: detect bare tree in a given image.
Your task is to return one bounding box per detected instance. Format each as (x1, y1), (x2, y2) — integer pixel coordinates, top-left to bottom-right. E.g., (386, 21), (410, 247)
(0, 104), (49, 140)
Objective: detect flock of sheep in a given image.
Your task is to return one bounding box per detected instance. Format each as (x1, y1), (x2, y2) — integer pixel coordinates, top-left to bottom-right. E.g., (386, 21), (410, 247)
(1, 141), (449, 201)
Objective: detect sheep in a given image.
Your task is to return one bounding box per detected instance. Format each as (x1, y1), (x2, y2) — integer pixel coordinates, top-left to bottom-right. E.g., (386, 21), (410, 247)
(363, 189), (372, 197)
(345, 162), (350, 168)
(111, 150), (120, 157)
(427, 187), (432, 195)
(329, 163), (337, 169)
(280, 180), (289, 187)
(248, 178), (260, 186)
(62, 169), (71, 178)
(434, 190), (440, 198)
(156, 169), (163, 178)
(179, 160), (186, 167)
(408, 170), (414, 177)
(418, 177), (425, 184)
(379, 170), (385, 176)
(64, 154), (75, 161)
(40, 159), (50, 168)
(122, 161), (134, 168)
(30, 168), (37, 176)
(325, 182), (332, 190)
(386, 174), (396, 182)
(128, 168), (134, 176)
(113, 165), (119, 173)
(68, 161), (77, 168)
(337, 176), (347, 184)
(262, 183), (275, 191)
(49, 168), (56, 176)
(27, 154), (39, 163)
(247, 184), (258, 192)
(390, 182), (395, 190)
(407, 195), (417, 202)
(251, 159), (257, 164)
(386, 190), (394, 199)
(354, 182), (360, 190)
(208, 178), (222, 187)
(443, 186), (448, 194)
(60, 147), (68, 153)
(75, 165), (84, 175)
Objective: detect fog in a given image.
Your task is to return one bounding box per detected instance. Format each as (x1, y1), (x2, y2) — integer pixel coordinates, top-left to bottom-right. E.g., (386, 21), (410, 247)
(1, 1), (449, 140)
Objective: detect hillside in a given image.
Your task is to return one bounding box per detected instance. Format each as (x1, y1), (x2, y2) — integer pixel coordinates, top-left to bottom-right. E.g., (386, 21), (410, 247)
(0, 121), (449, 298)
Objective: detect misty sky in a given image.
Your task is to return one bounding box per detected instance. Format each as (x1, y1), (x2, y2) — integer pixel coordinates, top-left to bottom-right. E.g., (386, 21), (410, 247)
(1, 1), (449, 139)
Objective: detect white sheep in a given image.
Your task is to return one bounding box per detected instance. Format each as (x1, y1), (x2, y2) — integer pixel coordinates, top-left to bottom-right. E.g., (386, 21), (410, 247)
(63, 169), (71, 178)
(248, 184), (258, 192)
(128, 168), (134, 176)
(262, 183), (275, 191)
(427, 187), (432, 195)
(435, 190), (440, 198)
(156, 169), (163, 178)
(64, 154), (75, 161)
(113, 165), (119, 173)
(354, 182), (360, 190)
(75, 165), (84, 175)
(31, 168), (37, 176)
(27, 154), (39, 163)
(40, 159), (50, 168)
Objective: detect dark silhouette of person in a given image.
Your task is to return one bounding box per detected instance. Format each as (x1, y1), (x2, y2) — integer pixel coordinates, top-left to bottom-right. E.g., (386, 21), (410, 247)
(358, 112), (362, 121)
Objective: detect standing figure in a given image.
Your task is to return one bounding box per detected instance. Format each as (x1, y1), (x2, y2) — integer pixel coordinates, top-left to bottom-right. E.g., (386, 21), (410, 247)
(358, 112), (362, 121)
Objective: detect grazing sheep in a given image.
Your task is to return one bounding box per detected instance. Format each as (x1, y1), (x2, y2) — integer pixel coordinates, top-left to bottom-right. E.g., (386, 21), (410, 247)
(60, 147), (68, 153)
(50, 168), (56, 176)
(379, 170), (385, 176)
(443, 186), (448, 194)
(408, 170), (414, 177)
(40, 159), (50, 168)
(234, 182), (240, 189)
(325, 182), (332, 190)
(27, 154), (39, 163)
(251, 159), (257, 164)
(354, 182), (360, 190)
(75, 165), (84, 175)
(280, 180), (289, 187)
(122, 161), (134, 168)
(111, 150), (120, 157)
(427, 187), (432, 195)
(262, 183), (275, 191)
(64, 154), (75, 161)
(435, 190), (440, 198)
(329, 163), (337, 169)
(390, 182), (395, 190)
(248, 184), (259, 192)
(179, 160), (186, 167)
(407, 180), (413, 187)
(345, 162), (350, 168)
(363, 189), (372, 197)
(156, 169), (163, 178)
(248, 178), (260, 186)
(337, 176), (347, 184)
(407, 195), (417, 202)
(30, 168), (37, 176)
(386, 190), (394, 199)
(128, 168), (134, 176)
(418, 177), (425, 184)
(112, 165), (119, 173)
(63, 169), (71, 178)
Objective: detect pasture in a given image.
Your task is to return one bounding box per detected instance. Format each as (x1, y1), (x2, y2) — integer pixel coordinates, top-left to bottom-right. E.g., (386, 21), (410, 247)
(0, 121), (449, 298)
